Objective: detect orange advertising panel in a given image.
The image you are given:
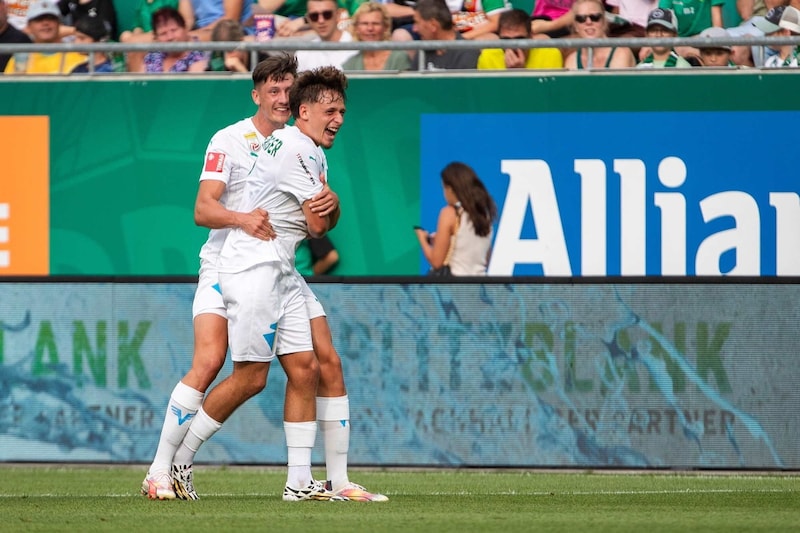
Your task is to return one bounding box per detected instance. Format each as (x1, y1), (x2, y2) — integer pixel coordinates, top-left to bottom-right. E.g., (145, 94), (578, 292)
(0, 116), (49, 275)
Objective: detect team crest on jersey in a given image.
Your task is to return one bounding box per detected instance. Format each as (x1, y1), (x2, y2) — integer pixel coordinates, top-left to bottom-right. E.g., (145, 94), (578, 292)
(245, 132), (260, 152)
(205, 152), (225, 172)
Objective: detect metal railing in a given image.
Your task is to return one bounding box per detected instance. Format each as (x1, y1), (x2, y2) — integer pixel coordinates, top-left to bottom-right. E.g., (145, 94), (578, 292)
(2, 35), (799, 74)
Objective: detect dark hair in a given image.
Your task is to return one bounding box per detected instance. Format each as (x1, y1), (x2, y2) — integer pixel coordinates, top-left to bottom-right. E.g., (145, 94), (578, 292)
(441, 162), (497, 237)
(499, 9), (533, 37)
(289, 66), (348, 119)
(414, 0), (453, 30)
(75, 15), (110, 42)
(252, 53), (298, 87)
(151, 7), (186, 32)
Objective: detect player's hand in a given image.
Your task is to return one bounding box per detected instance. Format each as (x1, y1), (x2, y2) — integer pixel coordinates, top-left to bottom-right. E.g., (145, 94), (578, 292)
(310, 178), (339, 217)
(241, 208), (275, 240)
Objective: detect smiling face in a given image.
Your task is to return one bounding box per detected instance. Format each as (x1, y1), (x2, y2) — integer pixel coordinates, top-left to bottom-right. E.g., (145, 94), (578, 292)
(573, 0), (607, 39)
(252, 74), (295, 130)
(28, 15), (60, 43)
(297, 90), (345, 149)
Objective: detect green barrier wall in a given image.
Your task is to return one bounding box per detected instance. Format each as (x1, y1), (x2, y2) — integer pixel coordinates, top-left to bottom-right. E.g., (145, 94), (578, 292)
(0, 73), (798, 276)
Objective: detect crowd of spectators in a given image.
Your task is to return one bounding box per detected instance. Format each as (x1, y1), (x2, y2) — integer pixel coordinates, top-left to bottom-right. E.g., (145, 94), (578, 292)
(1, 0), (799, 74)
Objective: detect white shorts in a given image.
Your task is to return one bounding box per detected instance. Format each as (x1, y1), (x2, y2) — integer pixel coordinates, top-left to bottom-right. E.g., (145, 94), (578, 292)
(192, 267), (226, 319)
(219, 264), (313, 363)
(298, 274), (326, 319)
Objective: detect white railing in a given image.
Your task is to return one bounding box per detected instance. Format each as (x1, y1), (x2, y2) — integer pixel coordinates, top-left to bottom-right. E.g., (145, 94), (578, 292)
(2, 35), (799, 74)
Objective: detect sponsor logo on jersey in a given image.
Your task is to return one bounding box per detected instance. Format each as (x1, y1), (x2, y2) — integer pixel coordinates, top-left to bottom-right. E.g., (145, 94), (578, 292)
(245, 132), (260, 152)
(296, 153), (316, 184)
(205, 152), (225, 172)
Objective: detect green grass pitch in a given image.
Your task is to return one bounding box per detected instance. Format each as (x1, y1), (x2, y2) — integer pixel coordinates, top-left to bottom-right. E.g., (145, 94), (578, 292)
(1, 466), (797, 532)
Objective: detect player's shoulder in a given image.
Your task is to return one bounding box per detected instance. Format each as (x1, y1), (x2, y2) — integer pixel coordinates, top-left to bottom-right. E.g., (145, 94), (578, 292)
(209, 117), (262, 152)
(272, 125), (314, 149)
(211, 117), (257, 141)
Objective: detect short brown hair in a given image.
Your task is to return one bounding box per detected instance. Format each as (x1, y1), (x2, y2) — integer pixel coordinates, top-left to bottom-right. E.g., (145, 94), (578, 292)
(252, 53), (298, 88)
(289, 66), (348, 119)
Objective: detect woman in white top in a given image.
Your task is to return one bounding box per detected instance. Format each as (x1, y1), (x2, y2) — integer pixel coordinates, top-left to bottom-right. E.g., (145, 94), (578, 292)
(415, 162), (497, 276)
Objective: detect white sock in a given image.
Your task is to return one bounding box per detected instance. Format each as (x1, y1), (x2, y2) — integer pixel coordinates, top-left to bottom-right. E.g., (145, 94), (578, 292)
(173, 406), (222, 466)
(149, 381), (204, 475)
(284, 421), (317, 489)
(317, 395), (350, 491)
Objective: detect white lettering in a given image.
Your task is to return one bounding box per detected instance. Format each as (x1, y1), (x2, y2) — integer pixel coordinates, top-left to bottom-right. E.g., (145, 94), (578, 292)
(696, 192), (760, 275)
(770, 192), (800, 275)
(576, 160), (606, 275)
(616, 160), (646, 275)
(654, 157), (687, 275)
(488, 160), (571, 276)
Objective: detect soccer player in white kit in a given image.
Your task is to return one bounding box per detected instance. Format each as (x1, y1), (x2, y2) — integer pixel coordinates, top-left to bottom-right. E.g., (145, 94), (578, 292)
(141, 57), (386, 502)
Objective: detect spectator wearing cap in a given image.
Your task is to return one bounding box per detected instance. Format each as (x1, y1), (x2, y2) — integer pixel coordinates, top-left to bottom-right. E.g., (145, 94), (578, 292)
(657, 0), (725, 37)
(637, 8), (693, 67)
(70, 13), (114, 73)
(764, 5), (800, 66)
(0, 0), (32, 72)
(3, 0), (86, 73)
(696, 26), (737, 66)
(751, 5), (785, 66)
(477, 9), (563, 70)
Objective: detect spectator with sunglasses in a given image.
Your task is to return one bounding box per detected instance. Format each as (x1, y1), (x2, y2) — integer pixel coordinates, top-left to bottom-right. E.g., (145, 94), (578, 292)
(563, 0), (636, 69)
(295, 0), (357, 71)
(477, 8), (562, 69)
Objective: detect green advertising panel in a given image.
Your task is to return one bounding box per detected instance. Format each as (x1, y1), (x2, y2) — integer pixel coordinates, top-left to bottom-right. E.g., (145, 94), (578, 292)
(0, 73), (797, 276)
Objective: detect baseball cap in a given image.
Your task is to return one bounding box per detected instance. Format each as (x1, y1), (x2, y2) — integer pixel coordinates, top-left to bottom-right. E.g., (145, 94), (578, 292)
(698, 26), (732, 51)
(779, 5), (800, 34)
(26, 0), (61, 22)
(752, 6), (786, 34)
(646, 8), (678, 33)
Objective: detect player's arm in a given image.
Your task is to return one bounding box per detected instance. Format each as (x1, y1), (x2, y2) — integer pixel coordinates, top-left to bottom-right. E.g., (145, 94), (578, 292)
(194, 180), (275, 240)
(302, 198), (330, 239)
(308, 183), (341, 230)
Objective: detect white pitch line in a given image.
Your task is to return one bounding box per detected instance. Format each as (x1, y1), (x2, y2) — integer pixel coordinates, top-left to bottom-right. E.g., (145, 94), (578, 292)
(0, 487), (794, 498)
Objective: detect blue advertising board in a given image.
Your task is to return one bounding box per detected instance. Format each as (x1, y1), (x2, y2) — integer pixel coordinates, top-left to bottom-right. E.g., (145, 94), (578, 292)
(421, 112), (800, 276)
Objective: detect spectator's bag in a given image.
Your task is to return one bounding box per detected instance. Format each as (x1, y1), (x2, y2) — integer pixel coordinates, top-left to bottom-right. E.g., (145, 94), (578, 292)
(427, 206), (461, 277)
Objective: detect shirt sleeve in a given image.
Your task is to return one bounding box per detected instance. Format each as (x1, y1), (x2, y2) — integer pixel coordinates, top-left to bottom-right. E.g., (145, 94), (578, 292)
(199, 130), (235, 185)
(280, 139), (325, 205)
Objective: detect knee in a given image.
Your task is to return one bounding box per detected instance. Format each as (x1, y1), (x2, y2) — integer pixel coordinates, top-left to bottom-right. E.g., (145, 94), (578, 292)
(286, 355), (320, 389)
(191, 356), (225, 388)
(233, 364), (269, 397)
(317, 348), (343, 384)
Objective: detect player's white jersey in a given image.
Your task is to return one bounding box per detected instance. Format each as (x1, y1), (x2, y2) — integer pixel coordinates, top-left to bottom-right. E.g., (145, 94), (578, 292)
(218, 125), (326, 274)
(197, 118), (264, 269)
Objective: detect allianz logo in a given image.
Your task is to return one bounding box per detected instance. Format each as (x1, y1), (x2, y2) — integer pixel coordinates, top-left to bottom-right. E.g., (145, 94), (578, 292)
(487, 158), (800, 276)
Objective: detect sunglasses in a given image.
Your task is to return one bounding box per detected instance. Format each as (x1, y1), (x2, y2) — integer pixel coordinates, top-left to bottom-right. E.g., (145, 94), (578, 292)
(499, 35), (528, 40)
(574, 13), (603, 23)
(307, 10), (335, 22)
